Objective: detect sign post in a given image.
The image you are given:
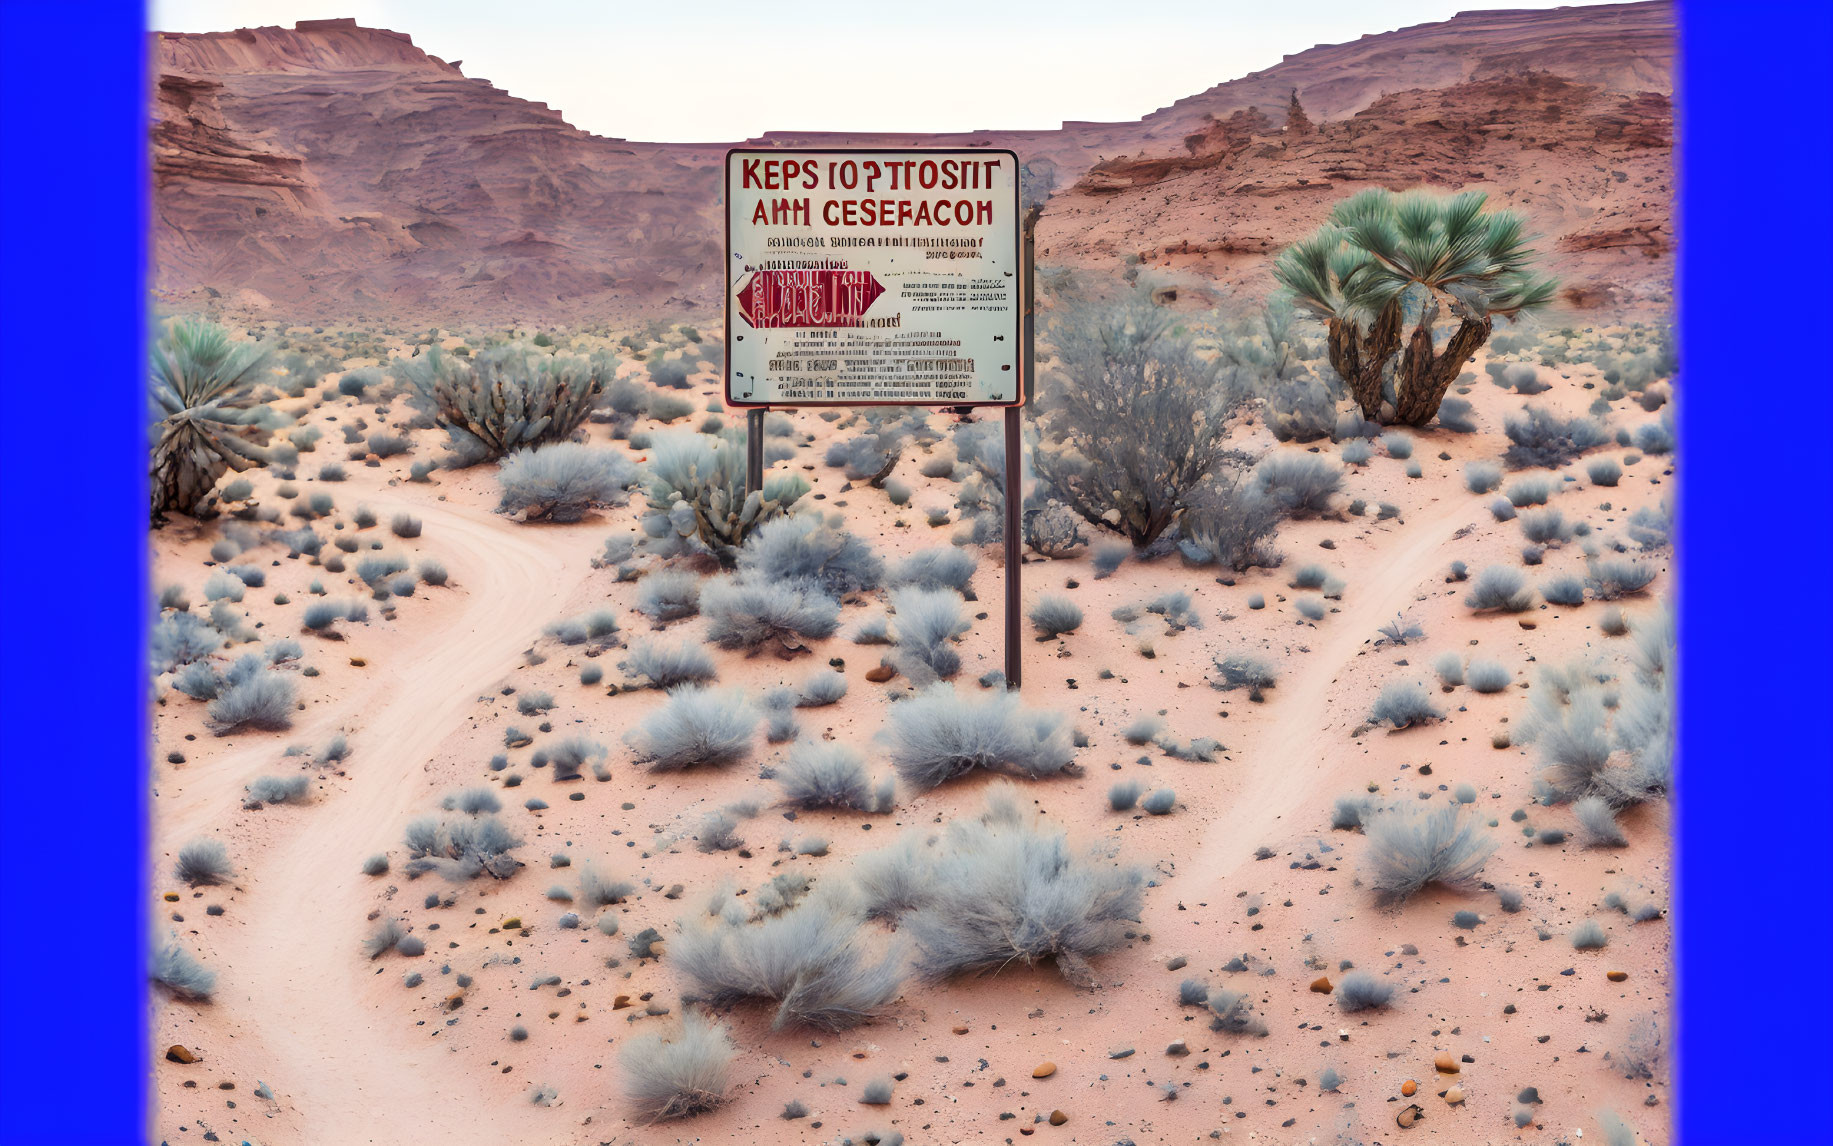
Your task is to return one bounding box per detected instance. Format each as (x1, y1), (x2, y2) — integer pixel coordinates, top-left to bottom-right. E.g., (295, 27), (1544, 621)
(725, 147), (1027, 685)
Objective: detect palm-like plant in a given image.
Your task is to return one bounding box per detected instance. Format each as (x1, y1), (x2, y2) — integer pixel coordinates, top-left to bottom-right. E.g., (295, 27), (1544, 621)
(1273, 189), (1557, 426)
(150, 319), (275, 519)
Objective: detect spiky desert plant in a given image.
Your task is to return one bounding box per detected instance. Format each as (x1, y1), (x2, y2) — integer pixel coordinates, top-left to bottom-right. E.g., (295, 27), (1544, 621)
(620, 1008), (736, 1122)
(1273, 189), (1557, 425)
(400, 344), (602, 465)
(150, 319), (277, 518)
(640, 431), (808, 561)
(1364, 804), (1497, 904)
(495, 442), (635, 522)
(883, 685), (1076, 789)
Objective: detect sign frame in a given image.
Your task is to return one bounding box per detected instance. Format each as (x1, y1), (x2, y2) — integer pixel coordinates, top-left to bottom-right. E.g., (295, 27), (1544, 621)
(722, 146), (1026, 410)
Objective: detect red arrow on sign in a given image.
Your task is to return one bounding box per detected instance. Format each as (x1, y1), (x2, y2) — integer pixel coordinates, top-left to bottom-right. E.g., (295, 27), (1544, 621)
(736, 269), (885, 329)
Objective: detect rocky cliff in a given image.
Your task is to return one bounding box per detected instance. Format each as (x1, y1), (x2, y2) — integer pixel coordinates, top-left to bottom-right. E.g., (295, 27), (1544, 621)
(151, 5), (1673, 323)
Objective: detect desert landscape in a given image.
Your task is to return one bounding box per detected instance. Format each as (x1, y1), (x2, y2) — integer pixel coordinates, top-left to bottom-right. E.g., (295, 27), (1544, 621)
(146, 5), (1677, 1145)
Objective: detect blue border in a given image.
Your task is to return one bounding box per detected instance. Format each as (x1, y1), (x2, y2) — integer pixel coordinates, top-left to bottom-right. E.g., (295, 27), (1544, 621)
(1678, 1), (1833, 1143)
(0, 3), (149, 1144)
(3, 1), (1832, 1143)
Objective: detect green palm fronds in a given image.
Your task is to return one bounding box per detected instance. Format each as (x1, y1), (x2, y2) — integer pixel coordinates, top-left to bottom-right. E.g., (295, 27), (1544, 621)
(150, 319), (276, 518)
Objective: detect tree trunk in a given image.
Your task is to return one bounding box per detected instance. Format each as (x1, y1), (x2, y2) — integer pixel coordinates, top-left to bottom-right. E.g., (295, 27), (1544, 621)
(1326, 300), (1402, 421)
(1393, 315), (1492, 426)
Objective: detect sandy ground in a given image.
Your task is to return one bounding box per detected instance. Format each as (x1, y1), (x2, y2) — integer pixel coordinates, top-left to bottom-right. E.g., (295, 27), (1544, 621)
(149, 329), (1674, 1145)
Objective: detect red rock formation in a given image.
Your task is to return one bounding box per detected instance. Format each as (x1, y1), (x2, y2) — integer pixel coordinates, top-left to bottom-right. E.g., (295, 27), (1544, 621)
(150, 3), (1674, 322)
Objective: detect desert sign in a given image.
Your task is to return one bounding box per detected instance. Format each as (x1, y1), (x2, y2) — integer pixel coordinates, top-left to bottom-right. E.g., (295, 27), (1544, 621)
(724, 148), (1023, 408)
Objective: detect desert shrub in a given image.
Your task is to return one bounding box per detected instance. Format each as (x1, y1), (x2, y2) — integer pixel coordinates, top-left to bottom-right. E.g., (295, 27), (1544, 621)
(366, 432), (411, 459)
(868, 785), (1144, 985)
(417, 560), (447, 586)
(1109, 779), (1145, 811)
(1033, 289), (1238, 546)
(636, 570), (701, 622)
(1587, 558), (1657, 599)
(861, 1077), (895, 1105)
(1178, 978), (1210, 1006)
(1635, 416), (1674, 455)
(578, 865), (635, 908)
(1587, 458), (1622, 486)
(889, 587), (971, 680)
(447, 787), (502, 815)
(1123, 717), (1161, 745)
(496, 442), (635, 522)
(1175, 471), (1283, 571)
(1363, 804), (1497, 904)
(888, 547), (977, 596)
(627, 687), (756, 771)
(797, 671), (848, 707)
(1465, 565), (1535, 612)
(639, 431), (808, 559)
(1463, 462), (1502, 494)
(1336, 971), (1393, 1012)
(1029, 595), (1083, 639)
(516, 690), (556, 716)
(1506, 476), (1555, 507)
(1289, 564), (1328, 589)
(532, 736), (606, 781)
(207, 669), (297, 734)
(245, 774), (310, 806)
(150, 320), (280, 517)
(1599, 606), (1630, 636)
(1254, 454), (1341, 517)
(152, 611), (223, 671)
(1432, 653), (1465, 687)
(619, 1008), (737, 1122)
(1205, 988), (1267, 1035)
(1340, 439), (1372, 466)
(885, 478), (911, 505)
(738, 512), (883, 602)
(883, 686), (1075, 789)
(1542, 574), (1587, 606)
(389, 512), (422, 538)
(1369, 681), (1442, 729)
(173, 661), (222, 700)
(1380, 431), (1413, 459)
(175, 839), (233, 886)
(1437, 396), (1479, 432)
(1466, 660), (1511, 693)
(702, 576), (839, 654)
(364, 918), (406, 958)
(153, 940), (216, 1001)
(401, 814), (523, 880)
(401, 344), (603, 464)
(1503, 404), (1610, 468)
(673, 895), (904, 1030)
(627, 640), (719, 689)
(1212, 654), (1277, 700)
(1141, 788), (1177, 815)
(1570, 919), (1608, 949)
(1295, 598), (1326, 621)
(1520, 508), (1573, 545)
(779, 742), (894, 813)
(1330, 795), (1369, 830)
(1378, 613), (1422, 644)
(1091, 544), (1128, 579)
(1574, 795), (1628, 847)
(203, 574), (245, 603)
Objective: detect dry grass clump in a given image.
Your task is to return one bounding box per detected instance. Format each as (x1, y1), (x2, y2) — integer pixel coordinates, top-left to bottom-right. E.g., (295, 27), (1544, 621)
(882, 685), (1076, 789)
(1363, 804), (1497, 904)
(620, 1008), (737, 1122)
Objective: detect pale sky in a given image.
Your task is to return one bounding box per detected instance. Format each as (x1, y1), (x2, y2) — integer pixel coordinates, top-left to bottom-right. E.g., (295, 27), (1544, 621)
(152, 0), (1584, 142)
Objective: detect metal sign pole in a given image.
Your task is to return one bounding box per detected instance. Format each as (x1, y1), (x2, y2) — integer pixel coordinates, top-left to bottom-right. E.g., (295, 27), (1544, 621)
(1005, 205), (1039, 690)
(745, 407), (766, 495)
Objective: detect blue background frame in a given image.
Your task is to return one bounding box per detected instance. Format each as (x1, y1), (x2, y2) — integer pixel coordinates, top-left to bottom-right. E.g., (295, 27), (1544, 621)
(2, 1), (1829, 1142)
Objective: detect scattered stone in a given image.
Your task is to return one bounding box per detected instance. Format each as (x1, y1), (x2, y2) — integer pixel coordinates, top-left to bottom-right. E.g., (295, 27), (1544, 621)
(1518, 1086), (1542, 1104)
(952, 1025), (969, 1035)
(1166, 1040), (1189, 1057)
(1401, 1079), (1418, 1097)
(1310, 976), (1333, 994)
(349, 657), (367, 666)
(1607, 970), (1628, 982)
(865, 663), (897, 683)
(1397, 1103), (1424, 1128)
(1443, 1085), (1465, 1105)
(500, 917), (521, 930)
(1109, 1047), (1135, 1059)
(1033, 1062), (1056, 1078)
(1167, 956), (1188, 971)
(163, 893), (180, 903)
(1433, 1052), (1459, 1074)
(1049, 1110), (1068, 1126)
(166, 1045), (199, 1064)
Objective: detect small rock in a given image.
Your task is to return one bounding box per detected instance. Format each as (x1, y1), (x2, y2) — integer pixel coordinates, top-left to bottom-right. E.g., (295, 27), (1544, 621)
(1033, 1062), (1056, 1078)
(1166, 1040), (1189, 1057)
(614, 994), (633, 1009)
(1607, 970), (1628, 982)
(1167, 956), (1187, 971)
(1109, 1047), (1134, 1059)
(1518, 1086), (1542, 1104)
(163, 893), (180, 903)
(952, 1025), (969, 1035)
(165, 1045), (199, 1064)
(500, 917), (522, 930)
(1401, 1079), (1417, 1097)
(349, 656), (367, 666)
(1433, 1052), (1459, 1074)
(865, 663), (897, 683)
(1443, 1085), (1464, 1105)
(1049, 1110), (1068, 1126)
(1397, 1103), (1424, 1128)
(1310, 976), (1333, 994)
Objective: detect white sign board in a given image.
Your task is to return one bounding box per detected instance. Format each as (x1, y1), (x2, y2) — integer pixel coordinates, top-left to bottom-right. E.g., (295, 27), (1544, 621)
(724, 148), (1023, 407)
